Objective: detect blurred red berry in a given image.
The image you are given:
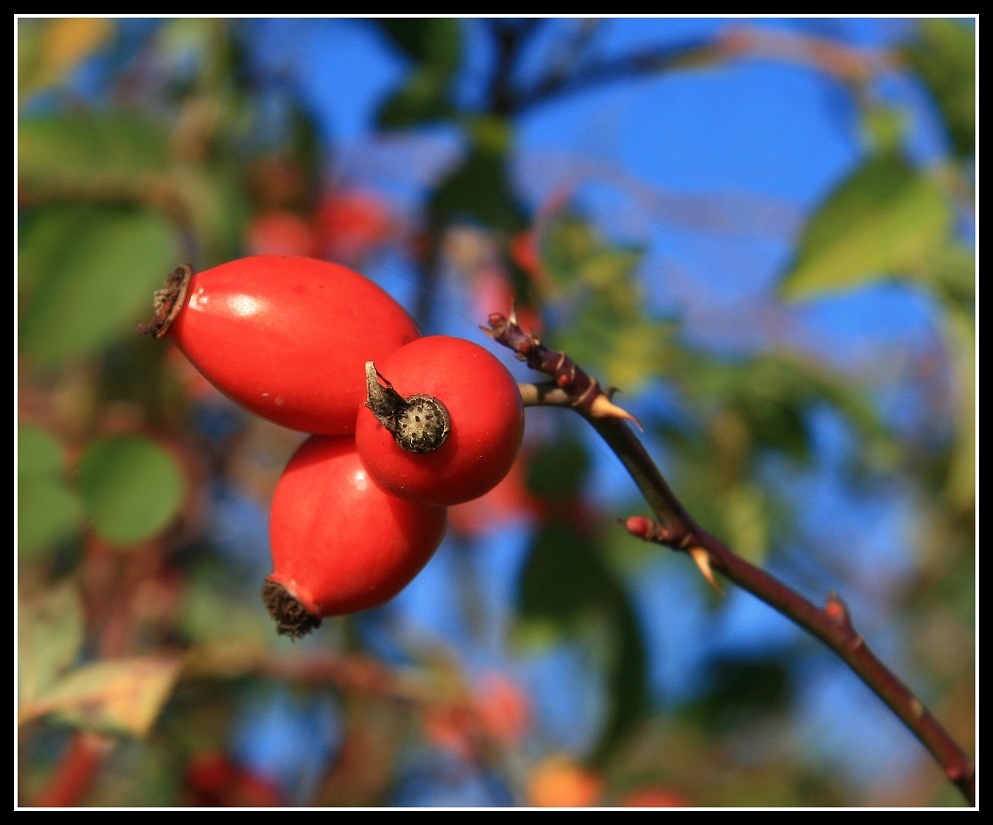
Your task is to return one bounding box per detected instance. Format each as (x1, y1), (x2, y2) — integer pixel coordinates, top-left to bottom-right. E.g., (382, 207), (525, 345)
(509, 230), (542, 278)
(245, 211), (320, 257)
(472, 671), (531, 746)
(185, 752), (284, 807)
(317, 189), (391, 264)
(448, 453), (538, 537)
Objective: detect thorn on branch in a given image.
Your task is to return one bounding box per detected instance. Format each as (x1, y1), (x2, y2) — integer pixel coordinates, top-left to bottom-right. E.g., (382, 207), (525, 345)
(485, 312), (642, 429)
(688, 546), (722, 594)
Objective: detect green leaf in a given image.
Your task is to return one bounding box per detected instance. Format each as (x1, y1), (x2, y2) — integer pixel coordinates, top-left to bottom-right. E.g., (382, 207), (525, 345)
(18, 425), (82, 556)
(376, 19), (461, 72)
(780, 154), (952, 300)
(518, 522), (611, 626)
(517, 519), (648, 761)
(901, 20), (975, 160)
(925, 243), (975, 305)
(19, 113), (170, 193)
(18, 424), (66, 479)
(18, 205), (93, 306)
(941, 303), (975, 512)
(18, 477), (82, 556)
(18, 581), (85, 703)
(23, 657), (182, 738)
(177, 566), (274, 647)
(720, 483), (769, 565)
(19, 207), (179, 366)
(373, 19), (462, 129)
(525, 439), (590, 500)
(429, 147), (528, 233)
(77, 435), (185, 547)
(376, 66), (455, 129)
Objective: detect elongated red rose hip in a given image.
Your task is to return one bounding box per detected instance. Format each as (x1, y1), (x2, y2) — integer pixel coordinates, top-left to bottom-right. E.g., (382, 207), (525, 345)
(262, 435), (447, 637)
(141, 256), (419, 435)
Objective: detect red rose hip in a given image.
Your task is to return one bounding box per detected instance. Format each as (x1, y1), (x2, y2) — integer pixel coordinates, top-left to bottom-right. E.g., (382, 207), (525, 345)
(142, 256), (420, 435)
(263, 435), (447, 637)
(355, 336), (525, 507)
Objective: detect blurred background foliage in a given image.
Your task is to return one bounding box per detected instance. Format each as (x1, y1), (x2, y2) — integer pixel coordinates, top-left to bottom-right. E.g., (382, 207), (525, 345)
(17, 17), (974, 807)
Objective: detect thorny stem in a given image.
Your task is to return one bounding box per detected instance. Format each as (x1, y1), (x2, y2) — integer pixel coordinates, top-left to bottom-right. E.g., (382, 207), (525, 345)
(489, 314), (975, 805)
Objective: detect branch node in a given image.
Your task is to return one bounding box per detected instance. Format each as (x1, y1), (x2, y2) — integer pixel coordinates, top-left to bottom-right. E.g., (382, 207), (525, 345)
(824, 591), (854, 630)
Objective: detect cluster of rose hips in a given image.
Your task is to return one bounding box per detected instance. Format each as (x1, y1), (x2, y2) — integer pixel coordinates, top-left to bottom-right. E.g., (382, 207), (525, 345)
(144, 255), (524, 637)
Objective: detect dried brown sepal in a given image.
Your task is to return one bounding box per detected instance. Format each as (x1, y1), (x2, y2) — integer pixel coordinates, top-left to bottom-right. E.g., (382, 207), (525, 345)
(136, 264), (193, 339)
(261, 579), (322, 639)
(363, 361), (451, 454)
(483, 312), (642, 429)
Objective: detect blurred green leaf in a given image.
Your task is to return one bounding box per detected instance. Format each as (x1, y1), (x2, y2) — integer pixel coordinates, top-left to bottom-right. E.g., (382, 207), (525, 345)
(77, 435), (185, 547)
(862, 106), (906, 154)
(687, 657), (791, 734)
(430, 146), (528, 233)
(941, 303), (975, 512)
(19, 207), (179, 366)
(18, 581), (85, 703)
(19, 478), (83, 557)
(23, 657), (182, 738)
(18, 424), (66, 479)
(685, 353), (892, 467)
(377, 66), (455, 129)
(518, 519), (648, 761)
(541, 213), (600, 289)
(374, 19), (462, 129)
(780, 153), (951, 300)
(721, 483), (769, 566)
(19, 114), (169, 191)
(171, 161), (250, 265)
(177, 565), (273, 647)
(526, 439), (590, 499)
(538, 210), (673, 390)
(579, 248), (643, 291)
(18, 424), (82, 556)
(519, 521), (610, 626)
(901, 19), (975, 160)
(18, 205), (92, 306)
(376, 19), (461, 72)
(926, 243), (975, 306)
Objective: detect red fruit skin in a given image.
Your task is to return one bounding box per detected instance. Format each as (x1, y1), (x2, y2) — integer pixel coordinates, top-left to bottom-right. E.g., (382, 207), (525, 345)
(355, 336), (525, 507)
(167, 255), (419, 435)
(267, 435), (446, 617)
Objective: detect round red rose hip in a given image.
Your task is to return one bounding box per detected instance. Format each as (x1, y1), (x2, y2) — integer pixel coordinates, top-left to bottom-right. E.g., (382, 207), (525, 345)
(355, 336), (525, 507)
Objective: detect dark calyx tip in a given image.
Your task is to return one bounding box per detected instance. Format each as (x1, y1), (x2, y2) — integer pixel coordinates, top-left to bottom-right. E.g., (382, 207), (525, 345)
(137, 264), (193, 339)
(261, 579), (321, 639)
(364, 362), (451, 454)
(394, 394), (451, 453)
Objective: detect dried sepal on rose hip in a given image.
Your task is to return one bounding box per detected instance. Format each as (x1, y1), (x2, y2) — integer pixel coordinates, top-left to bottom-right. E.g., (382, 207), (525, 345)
(355, 336), (525, 508)
(263, 435), (447, 638)
(139, 255), (420, 435)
